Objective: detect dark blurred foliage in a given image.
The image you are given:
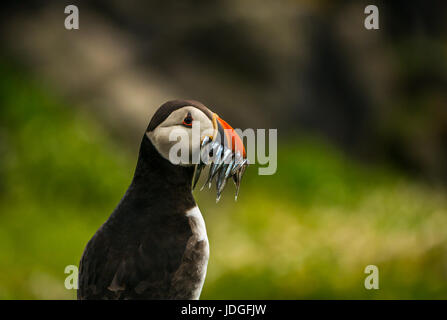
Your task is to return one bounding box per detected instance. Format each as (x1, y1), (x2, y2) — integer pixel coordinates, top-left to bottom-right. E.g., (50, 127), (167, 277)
(379, 0), (447, 182)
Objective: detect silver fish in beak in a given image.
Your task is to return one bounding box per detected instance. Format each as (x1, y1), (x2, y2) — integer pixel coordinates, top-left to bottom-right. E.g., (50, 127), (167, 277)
(193, 113), (248, 202)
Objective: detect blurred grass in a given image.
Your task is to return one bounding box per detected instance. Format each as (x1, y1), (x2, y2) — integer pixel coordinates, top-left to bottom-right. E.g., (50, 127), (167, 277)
(1, 62), (447, 299)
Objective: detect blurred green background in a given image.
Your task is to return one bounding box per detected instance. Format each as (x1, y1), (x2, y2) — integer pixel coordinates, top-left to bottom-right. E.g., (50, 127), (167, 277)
(0, 0), (447, 299)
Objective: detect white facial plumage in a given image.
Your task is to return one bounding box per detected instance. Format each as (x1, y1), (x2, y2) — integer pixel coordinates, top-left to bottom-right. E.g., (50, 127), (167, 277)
(146, 106), (215, 166)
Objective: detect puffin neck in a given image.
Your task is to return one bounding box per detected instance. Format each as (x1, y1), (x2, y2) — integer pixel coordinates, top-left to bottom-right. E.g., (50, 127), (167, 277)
(131, 135), (195, 192)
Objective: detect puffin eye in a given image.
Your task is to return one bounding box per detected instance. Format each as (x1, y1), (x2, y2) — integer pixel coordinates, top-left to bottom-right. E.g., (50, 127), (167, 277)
(182, 112), (193, 127)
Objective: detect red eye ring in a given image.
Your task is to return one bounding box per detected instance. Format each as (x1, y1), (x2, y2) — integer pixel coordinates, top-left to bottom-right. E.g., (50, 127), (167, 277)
(182, 112), (193, 126)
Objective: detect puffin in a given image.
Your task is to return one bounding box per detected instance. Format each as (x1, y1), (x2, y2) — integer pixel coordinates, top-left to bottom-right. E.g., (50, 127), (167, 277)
(77, 100), (247, 300)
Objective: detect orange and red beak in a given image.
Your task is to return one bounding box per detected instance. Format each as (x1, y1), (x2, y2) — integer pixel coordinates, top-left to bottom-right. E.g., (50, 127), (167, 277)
(214, 114), (246, 158)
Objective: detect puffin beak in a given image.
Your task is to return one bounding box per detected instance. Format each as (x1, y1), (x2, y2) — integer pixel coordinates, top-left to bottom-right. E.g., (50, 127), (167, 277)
(215, 116), (246, 159)
(192, 113), (248, 202)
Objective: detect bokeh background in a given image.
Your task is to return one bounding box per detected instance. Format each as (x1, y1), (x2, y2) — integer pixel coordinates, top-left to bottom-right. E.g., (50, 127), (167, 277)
(1, 0), (447, 299)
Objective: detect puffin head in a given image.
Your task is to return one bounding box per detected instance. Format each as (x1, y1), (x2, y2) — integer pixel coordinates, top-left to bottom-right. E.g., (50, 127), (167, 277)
(146, 100), (248, 201)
